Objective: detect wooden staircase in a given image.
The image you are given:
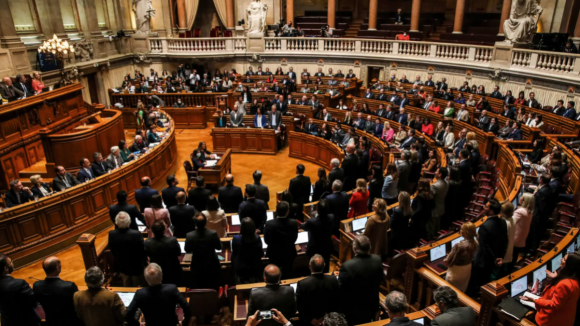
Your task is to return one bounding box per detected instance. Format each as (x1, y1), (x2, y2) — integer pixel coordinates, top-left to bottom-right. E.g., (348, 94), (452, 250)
(344, 19), (363, 38)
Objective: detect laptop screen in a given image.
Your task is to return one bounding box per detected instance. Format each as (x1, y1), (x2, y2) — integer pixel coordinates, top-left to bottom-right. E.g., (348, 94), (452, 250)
(411, 318), (424, 325)
(178, 241), (186, 253)
(267, 211), (274, 221)
(451, 236), (464, 248)
(533, 267), (546, 283)
(352, 217), (368, 232)
(568, 244), (575, 254)
(295, 231), (309, 244)
(430, 244), (446, 262)
(117, 292), (136, 307)
(551, 253), (562, 272)
(511, 276), (528, 297)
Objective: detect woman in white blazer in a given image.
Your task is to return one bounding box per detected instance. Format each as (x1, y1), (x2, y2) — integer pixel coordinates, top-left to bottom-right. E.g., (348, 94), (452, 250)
(512, 192), (534, 268)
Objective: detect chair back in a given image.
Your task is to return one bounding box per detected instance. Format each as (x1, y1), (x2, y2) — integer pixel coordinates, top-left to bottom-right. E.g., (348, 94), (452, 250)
(184, 161), (193, 174)
(187, 289), (220, 316)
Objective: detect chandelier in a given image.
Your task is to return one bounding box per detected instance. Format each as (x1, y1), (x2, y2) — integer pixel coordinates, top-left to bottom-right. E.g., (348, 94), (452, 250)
(38, 34), (75, 84)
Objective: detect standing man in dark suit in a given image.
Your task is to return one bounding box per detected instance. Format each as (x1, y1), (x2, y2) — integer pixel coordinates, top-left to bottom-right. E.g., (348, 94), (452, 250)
(161, 174), (184, 209)
(91, 152), (111, 177)
(4, 179), (34, 208)
(0, 254), (40, 326)
(383, 292), (423, 326)
(145, 221), (183, 286)
(267, 105), (283, 130)
(328, 158), (344, 186)
(125, 263), (192, 326)
(528, 174), (555, 255)
(108, 212), (147, 287)
(77, 158), (95, 182)
(341, 144), (359, 191)
(184, 213), (222, 289)
(247, 265), (296, 326)
(431, 286), (477, 326)
(33, 257), (82, 326)
(397, 151), (412, 193)
(339, 235), (383, 325)
(135, 176), (159, 213)
(245, 170), (270, 210)
(218, 174), (244, 213)
(468, 199), (507, 295)
(296, 255), (340, 326)
(169, 191), (196, 238)
(264, 202), (298, 279)
(325, 180), (350, 236)
(52, 166), (80, 191)
(239, 184), (268, 233)
(108, 190), (145, 230)
(288, 164), (311, 217)
(187, 176), (212, 212)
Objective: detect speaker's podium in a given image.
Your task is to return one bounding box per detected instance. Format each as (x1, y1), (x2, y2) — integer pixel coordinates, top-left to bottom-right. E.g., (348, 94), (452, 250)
(198, 149), (232, 186)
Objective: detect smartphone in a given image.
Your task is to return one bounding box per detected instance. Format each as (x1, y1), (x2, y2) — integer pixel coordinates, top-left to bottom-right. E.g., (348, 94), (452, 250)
(260, 311), (272, 319)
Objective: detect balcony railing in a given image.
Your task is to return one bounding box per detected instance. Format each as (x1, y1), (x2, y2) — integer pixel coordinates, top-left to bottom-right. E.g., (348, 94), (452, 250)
(148, 37), (580, 77)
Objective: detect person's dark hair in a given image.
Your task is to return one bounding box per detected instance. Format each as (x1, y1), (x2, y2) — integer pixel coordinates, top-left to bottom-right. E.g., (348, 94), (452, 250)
(371, 165), (383, 182)
(417, 179), (433, 200)
(488, 198), (502, 214)
(195, 176), (205, 187)
(151, 220), (166, 238)
(296, 164), (305, 174)
(449, 166), (461, 183)
(317, 199), (329, 218)
(245, 184), (256, 197)
(540, 173), (550, 185)
(116, 190), (128, 204)
(206, 196), (220, 211)
(460, 148), (470, 159)
(119, 140), (127, 150)
(550, 253), (580, 286)
(240, 217), (257, 243)
(150, 194), (163, 209)
(322, 313), (348, 326)
(433, 286), (459, 309)
(166, 174), (176, 186)
(438, 167), (448, 179)
(79, 158), (87, 167)
(0, 254), (9, 273)
(253, 170), (262, 182)
(194, 212), (207, 229)
(276, 201), (290, 217)
(317, 168), (329, 190)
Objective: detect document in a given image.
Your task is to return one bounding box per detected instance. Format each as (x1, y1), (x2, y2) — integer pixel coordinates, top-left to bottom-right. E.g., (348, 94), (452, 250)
(519, 292), (539, 310)
(205, 160), (218, 167)
(117, 292), (136, 307)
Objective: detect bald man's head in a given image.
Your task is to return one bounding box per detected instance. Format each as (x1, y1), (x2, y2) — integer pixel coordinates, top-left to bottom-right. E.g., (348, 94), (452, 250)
(43, 256), (61, 276)
(263, 264), (281, 284)
(140, 177), (151, 186)
(2, 77), (12, 86)
(225, 174), (234, 185)
(346, 144), (355, 154)
(176, 191), (186, 204)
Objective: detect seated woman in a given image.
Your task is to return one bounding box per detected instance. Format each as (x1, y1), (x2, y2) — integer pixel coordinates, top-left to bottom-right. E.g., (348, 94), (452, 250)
(191, 149), (206, 171)
(118, 140), (135, 162)
(266, 75), (277, 83)
(319, 123), (332, 140)
(32, 71), (46, 94)
(312, 85), (323, 94)
(434, 122), (445, 143)
(221, 78), (233, 90)
(275, 67), (284, 75)
(300, 85), (310, 93)
(197, 141), (213, 162)
(343, 111), (353, 126)
(337, 99), (348, 110)
(382, 121), (395, 143)
(254, 108), (267, 128)
(515, 107), (527, 123)
(428, 102), (441, 114)
(215, 110), (227, 128)
(360, 103), (371, 115)
(250, 83), (260, 92)
(314, 77), (323, 85)
(466, 94), (476, 106)
(422, 118), (433, 136)
(30, 174), (52, 198)
(443, 101), (455, 118)
(421, 149), (438, 174)
(455, 93), (466, 104)
(417, 87), (427, 99)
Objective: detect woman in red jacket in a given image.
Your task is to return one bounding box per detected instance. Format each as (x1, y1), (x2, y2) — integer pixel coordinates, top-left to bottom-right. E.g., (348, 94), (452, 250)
(347, 179), (369, 218)
(422, 118), (434, 136)
(521, 253), (580, 326)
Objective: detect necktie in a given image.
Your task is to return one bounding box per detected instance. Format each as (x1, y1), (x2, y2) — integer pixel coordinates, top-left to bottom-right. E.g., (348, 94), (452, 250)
(63, 176), (71, 188)
(8, 86), (13, 97)
(86, 168), (92, 178)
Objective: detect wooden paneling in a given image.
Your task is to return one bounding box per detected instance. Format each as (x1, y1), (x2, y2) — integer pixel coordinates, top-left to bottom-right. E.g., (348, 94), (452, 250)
(211, 128), (280, 155)
(288, 132), (343, 170)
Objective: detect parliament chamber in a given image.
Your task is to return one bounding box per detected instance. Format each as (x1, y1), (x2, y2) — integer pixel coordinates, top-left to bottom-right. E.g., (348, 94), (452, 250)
(3, 0), (580, 326)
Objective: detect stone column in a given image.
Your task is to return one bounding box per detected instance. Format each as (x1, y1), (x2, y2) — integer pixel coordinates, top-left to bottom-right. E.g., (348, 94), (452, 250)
(226, 0), (235, 29)
(177, 0), (187, 32)
(36, 0), (68, 40)
(328, 0), (336, 29)
(368, 0), (378, 30)
(287, 0), (294, 25)
(118, 0), (134, 33)
(452, 0), (466, 34)
(410, 0), (421, 32)
(498, 0), (512, 35)
(0, 0), (32, 74)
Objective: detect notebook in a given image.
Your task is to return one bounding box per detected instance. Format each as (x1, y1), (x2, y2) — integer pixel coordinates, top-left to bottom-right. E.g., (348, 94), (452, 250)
(499, 296), (530, 321)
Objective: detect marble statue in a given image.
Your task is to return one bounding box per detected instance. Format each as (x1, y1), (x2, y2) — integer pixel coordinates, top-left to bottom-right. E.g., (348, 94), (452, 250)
(247, 0), (268, 36)
(74, 39), (94, 62)
(132, 0), (156, 34)
(503, 0), (542, 44)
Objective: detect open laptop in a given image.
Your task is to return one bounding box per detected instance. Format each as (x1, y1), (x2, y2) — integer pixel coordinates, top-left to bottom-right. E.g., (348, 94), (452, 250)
(551, 253), (563, 273)
(430, 244), (446, 262)
(295, 231), (309, 245)
(451, 236), (464, 248)
(351, 217), (368, 234)
(117, 292), (136, 307)
(510, 276), (528, 297)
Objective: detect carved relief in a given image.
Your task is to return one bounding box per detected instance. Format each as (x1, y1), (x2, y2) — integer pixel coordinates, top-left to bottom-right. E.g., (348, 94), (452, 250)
(133, 53), (152, 64)
(74, 39), (94, 62)
(27, 107), (40, 127)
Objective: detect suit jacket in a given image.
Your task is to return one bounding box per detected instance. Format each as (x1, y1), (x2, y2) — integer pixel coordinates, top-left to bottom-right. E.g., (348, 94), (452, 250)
(31, 183), (52, 199)
(563, 108), (577, 119)
(108, 228), (147, 275)
(239, 198), (268, 232)
(326, 192), (350, 235)
(321, 112), (333, 121)
(373, 124), (384, 138)
(106, 153), (124, 169)
(490, 91), (504, 99)
(247, 285), (296, 326)
(33, 278), (82, 326)
(161, 185), (185, 209)
(473, 215), (508, 269)
(169, 204), (196, 238)
(397, 160), (411, 193)
(388, 317), (424, 326)
(264, 217), (298, 263)
(52, 173), (80, 191)
(533, 185), (554, 224)
(91, 161), (110, 177)
(187, 187), (212, 211)
(77, 167), (95, 182)
(552, 106), (566, 116)
(296, 274), (340, 323)
(109, 202), (145, 230)
(125, 284), (191, 326)
(73, 288), (125, 326)
(502, 110), (515, 119)
(254, 114), (267, 128)
(364, 92), (375, 99)
(397, 113), (408, 125)
(527, 99), (540, 109)
(341, 153), (359, 191)
(230, 111), (244, 126)
(305, 123), (319, 134)
(376, 93), (388, 101)
(399, 136), (416, 150)
(431, 307), (477, 326)
(218, 185), (244, 213)
(267, 111), (283, 129)
(507, 128), (522, 140)
(477, 116), (490, 130)
(14, 81), (34, 97)
(4, 189), (35, 208)
(458, 159), (472, 187)
(0, 83), (24, 100)
(184, 228), (222, 288)
(0, 275), (40, 326)
(328, 167), (344, 186)
(431, 179), (449, 217)
(486, 123), (499, 135)
(289, 174), (312, 210)
(215, 115), (228, 127)
(145, 236), (183, 285)
(135, 187), (160, 212)
(339, 254), (383, 325)
(385, 111), (396, 120)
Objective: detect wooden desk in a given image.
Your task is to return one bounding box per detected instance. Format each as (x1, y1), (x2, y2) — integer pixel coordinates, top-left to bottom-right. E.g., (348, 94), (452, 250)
(198, 149), (232, 186)
(288, 131), (344, 170)
(211, 128), (281, 154)
(164, 106), (207, 128)
(357, 311), (428, 326)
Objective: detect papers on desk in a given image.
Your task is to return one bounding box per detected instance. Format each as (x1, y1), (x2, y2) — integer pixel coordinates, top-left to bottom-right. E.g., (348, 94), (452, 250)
(117, 292), (136, 307)
(267, 211), (274, 221)
(275, 130), (280, 134)
(179, 241), (186, 253)
(138, 226), (146, 232)
(520, 292), (539, 310)
(149, 143), (159, 148)
(136, 219), (145, 226)
(205, 160), (218, 167)
(231, 215), (241, 226)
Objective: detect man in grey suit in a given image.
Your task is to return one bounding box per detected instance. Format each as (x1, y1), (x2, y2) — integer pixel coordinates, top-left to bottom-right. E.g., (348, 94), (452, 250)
(429, 167), (449, 238)
(363, 115), (375, 134)
(230, 105), (244, 127)
(431, 286), (477, 326)
(267, 105), (282, 130)
(396, 151), (411, 193)
(0, 77), (24, 101)
(245, 170), (270, 210)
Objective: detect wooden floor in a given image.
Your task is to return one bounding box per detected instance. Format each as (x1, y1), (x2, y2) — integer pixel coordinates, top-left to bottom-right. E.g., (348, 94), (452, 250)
(12, 126), (326, 285)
